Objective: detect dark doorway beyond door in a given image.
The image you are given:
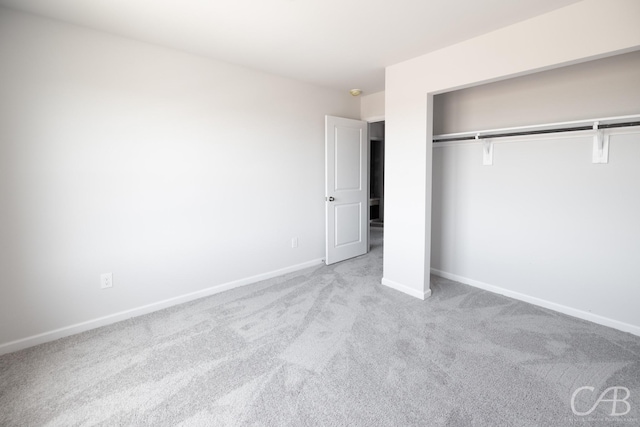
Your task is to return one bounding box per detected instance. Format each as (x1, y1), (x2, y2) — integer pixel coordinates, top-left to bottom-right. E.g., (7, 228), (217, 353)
(370, 121), (384, 227)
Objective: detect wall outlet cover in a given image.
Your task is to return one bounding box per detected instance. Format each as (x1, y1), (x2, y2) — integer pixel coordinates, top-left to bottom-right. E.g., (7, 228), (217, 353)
(101, 273), (113, 289)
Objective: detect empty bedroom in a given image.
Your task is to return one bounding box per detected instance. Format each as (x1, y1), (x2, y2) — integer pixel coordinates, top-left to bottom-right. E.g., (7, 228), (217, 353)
(1, 0), (639, 425)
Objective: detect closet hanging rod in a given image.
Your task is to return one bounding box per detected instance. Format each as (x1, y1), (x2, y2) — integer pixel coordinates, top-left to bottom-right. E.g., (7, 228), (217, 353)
(432, 114), (640, 144)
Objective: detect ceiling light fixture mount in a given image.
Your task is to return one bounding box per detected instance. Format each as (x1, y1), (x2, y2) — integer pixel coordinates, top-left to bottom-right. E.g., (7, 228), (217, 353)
(349, 89), (362, 97)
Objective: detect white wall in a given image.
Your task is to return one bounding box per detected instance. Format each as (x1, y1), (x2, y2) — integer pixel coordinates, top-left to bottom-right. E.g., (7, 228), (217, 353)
(0, 8), (359, 351)
(360, 91), (385, 122)
(432, 129), (640, 332)
(383, 0), (640, 328)
(434, 51), (640, 134)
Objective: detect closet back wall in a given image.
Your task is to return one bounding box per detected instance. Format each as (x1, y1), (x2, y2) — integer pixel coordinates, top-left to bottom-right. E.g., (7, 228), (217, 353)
(431, 51), (640, 334)
(434, 51), (640, 134)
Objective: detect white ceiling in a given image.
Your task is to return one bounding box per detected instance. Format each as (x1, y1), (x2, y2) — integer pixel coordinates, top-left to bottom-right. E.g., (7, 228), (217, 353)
(0, 0), (581, 93)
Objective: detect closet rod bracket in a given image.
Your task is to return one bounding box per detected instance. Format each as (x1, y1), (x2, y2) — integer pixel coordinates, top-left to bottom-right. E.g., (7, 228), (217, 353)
(481, 136), (493, 166)
(592, 122), (609, 164)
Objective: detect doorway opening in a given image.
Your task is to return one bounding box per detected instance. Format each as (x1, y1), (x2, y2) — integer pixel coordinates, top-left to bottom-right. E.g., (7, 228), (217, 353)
(369, 121), (384, 228)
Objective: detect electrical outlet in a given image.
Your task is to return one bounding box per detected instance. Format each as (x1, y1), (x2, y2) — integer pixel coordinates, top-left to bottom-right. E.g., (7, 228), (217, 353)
(291, 237), (298, 248)
(101, 273), (113, 289)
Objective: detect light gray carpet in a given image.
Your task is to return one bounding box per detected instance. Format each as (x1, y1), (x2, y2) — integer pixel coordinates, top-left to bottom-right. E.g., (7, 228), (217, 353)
(1, 228), (639, 426)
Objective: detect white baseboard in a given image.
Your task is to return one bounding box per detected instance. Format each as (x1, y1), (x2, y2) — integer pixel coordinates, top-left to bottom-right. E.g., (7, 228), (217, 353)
(430, 268), (640, 337)
(381, 278), (432, 300)
(0, 258), (324, 356)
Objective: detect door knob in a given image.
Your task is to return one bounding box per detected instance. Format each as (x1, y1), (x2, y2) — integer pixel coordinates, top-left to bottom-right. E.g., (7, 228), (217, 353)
(328, 196), (335, 202)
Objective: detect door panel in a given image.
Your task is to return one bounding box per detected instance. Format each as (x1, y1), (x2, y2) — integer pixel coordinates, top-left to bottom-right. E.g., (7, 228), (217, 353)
(335, 203), (361, 246)
(335, 127), (363, 191)
(325, 116), (368, 265)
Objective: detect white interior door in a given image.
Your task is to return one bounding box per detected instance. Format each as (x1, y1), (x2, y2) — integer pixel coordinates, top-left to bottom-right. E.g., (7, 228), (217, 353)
(325, 115), (368, 265)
